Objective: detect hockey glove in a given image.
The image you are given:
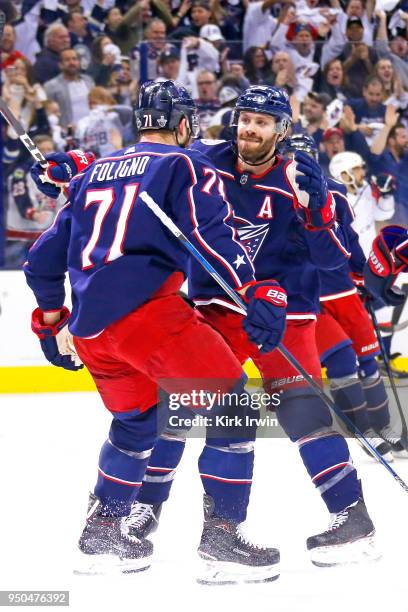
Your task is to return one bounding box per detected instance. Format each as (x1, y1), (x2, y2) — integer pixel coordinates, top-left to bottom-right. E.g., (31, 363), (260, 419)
(30, 150), (96, 198)
(371, 173), (396, 199)
(240, 280), (287, 353)
(292, 152), (335, 230)
(31, 306), (83, 371)
(364, 225), (408, 306)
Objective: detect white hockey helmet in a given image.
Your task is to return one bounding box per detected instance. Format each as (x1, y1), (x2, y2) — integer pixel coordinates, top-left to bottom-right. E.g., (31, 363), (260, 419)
(329, 152), (365, 186)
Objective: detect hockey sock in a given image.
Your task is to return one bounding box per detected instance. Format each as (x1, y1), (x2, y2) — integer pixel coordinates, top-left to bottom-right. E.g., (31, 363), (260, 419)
(94, 409), (161, 516)
(137, 433), (186, 505)
(198, 442), (254, 523)
(298, 432), (361, 513)
(359, 357), (390, 431)
(325, 346), (370, 434)
(95, 439), (151, 516)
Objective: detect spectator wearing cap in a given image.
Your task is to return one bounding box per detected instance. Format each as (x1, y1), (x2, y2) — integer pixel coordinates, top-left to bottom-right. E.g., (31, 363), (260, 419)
(178, 27), (221, 97)
(318, 102), (374, 171)
(1, 24), (28, 70)
(313, 58), (352, 102)
(331, 0), (375, 47)
(322, 16), (377, 96)
(44, 48), (94, 128)
(33, 23), (71, 84)
(156, 45), (181, 82)
(270, 14), (324, 96)
(243, 47), (272, 85)
(375, 10), (408, 90)
(193, 69), (221, 135)
(347, 75), (386, 142)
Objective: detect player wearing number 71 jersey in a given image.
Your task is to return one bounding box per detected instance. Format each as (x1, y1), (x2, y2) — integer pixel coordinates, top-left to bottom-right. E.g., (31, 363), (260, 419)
(24, 81), (288, 582)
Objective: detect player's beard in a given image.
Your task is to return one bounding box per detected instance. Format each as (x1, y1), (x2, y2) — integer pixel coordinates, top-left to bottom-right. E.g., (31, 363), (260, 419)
(238, 135), (277, 166)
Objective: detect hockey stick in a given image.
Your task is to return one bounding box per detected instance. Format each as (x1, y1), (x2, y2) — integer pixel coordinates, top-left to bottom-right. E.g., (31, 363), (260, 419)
(140, 190), (408, 495)
(365, 298), (408, 450)
(0, 98), (48, 168)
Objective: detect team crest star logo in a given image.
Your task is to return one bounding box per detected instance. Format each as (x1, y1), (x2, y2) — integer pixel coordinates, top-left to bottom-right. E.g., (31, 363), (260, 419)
(233, 254), (246, 269)
(234, 216), (269, 262)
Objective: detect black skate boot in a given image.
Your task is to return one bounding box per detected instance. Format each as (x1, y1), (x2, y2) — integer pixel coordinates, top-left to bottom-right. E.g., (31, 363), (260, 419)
(124, 501), (163, 538)
(75, 493), (153, 575)
(197, 495), (280, 585)
(378, 424), (408, 458)
(307, 497), (380, 567)
(362, 428), (393, 462)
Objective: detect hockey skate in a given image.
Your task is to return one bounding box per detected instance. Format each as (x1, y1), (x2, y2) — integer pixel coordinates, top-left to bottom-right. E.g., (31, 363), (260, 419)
(197, 495), (280, 585)
(378, 424), (408, 459)
(124, 501), (163, 539)
(362, 428), (393, 462)
(307, 497), (380, 567)
(75, 493), (153, 575)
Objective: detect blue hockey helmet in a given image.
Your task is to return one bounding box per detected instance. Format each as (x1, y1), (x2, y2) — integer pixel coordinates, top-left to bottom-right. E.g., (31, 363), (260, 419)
(135, 80), (200, 138)
(230, 85), (292, 136)
(282, 132), (318, 160)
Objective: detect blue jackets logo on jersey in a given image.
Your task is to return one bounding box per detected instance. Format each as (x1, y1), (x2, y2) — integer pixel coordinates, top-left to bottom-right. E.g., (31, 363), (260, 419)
(234, 216), (269, 261)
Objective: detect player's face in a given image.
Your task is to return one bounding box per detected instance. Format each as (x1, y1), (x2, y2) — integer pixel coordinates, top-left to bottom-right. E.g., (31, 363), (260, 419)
(237, 112), (281, 164)
(346, 166), (365, 187)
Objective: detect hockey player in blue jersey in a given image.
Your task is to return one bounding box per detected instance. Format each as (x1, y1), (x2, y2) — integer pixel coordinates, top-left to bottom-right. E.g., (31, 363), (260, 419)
(284, 134), (408, 460)
(32, 85), (379, 567)
(25, 81), (290, 582)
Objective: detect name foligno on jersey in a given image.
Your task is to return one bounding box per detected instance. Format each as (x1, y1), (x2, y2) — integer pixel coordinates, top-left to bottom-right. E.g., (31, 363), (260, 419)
(89, 155), (150, 183)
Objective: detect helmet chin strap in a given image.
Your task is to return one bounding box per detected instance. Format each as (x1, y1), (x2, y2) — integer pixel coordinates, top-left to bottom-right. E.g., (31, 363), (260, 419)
(237, 149), (276, 167)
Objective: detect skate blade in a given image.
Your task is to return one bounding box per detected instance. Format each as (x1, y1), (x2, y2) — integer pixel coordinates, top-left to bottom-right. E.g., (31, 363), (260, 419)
(196, 558), (280, 585)
(73, 551), (153, 575)
(310, 534), (381, 567)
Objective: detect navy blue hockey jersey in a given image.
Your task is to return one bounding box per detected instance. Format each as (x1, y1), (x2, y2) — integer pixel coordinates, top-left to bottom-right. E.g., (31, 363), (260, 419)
(189, 140), (350, 318)
(24, 142), (255, 337)
(320, 179), (366, 301)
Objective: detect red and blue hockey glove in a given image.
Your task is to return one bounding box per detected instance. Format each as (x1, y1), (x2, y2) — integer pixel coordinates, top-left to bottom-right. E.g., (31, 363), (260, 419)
(240, 280), (287, 353)
(31, 306), (83, 371)
(371, 173), (396, 200)
(364, 225), (408, 306)
(293, 151), (335, 230)
(30, 150), (96, 199)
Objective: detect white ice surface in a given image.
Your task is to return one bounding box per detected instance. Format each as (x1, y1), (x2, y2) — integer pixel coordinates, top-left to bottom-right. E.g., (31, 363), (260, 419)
(1, 392), (408, 612)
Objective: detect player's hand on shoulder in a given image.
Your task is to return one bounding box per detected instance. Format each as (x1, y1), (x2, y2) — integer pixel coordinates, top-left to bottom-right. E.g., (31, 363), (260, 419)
(239, 279), (287, 353)
(31, 306), (83, 371)
(30, 150), (96, 199)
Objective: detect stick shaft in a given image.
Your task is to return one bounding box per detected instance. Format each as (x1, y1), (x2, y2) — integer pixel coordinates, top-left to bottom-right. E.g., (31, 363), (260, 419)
(140, 190), (408, 493)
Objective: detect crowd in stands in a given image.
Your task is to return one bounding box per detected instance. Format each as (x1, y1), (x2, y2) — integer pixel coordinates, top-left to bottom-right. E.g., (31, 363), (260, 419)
(1, 0), (408, 267)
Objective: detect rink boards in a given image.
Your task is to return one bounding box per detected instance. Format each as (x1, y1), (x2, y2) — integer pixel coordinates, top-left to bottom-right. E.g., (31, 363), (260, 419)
(1, 270), (407, 393)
